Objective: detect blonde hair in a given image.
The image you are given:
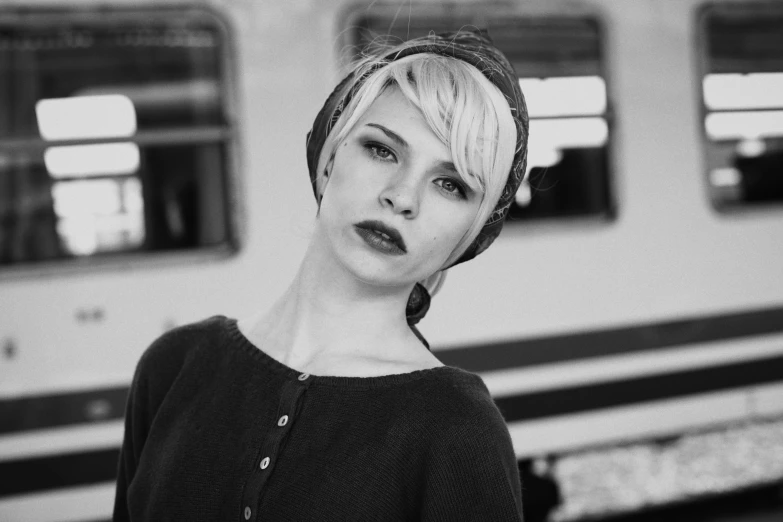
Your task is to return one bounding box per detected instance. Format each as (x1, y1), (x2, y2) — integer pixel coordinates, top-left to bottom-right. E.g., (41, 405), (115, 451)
(315, 50), (517, 296)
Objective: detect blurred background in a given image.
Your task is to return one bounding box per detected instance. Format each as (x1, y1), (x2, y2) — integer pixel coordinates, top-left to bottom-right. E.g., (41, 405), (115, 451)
(1, 0), (782, 520)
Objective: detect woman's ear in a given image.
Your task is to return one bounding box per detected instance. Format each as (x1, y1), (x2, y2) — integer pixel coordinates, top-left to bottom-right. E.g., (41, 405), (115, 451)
(324, 153), (336, 178)
(317, 173), (328, 204)
(318, 155), (335, 199)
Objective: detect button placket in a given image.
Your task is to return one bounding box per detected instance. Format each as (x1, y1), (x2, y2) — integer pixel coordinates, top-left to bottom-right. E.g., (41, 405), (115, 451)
(240, 377), (311, 520)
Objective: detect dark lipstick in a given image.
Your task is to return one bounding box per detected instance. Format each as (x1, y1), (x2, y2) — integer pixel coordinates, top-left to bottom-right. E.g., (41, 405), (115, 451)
(354, 220), (407, 255)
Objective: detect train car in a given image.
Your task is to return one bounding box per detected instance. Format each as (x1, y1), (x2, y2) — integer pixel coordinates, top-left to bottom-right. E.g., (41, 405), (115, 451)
(1, 0), (782, 520)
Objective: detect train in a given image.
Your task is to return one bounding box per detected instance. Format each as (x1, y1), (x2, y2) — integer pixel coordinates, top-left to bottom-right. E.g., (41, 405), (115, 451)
(1, 0), (782, 520)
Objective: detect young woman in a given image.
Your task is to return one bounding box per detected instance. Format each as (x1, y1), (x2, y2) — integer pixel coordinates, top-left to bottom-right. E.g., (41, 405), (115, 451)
(113, 29), (529, 521)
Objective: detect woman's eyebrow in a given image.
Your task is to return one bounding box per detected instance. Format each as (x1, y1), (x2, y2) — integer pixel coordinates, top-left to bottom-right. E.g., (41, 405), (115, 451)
(439, 160), (458, 174)
(365, 123), (408, 149)
(365, 123), (460, 179)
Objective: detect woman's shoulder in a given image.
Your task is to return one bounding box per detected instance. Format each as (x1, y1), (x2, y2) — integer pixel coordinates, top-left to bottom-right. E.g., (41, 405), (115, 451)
(414, 370), (523, 520)
(417, 367), (511, 439)
(422, 366), (494, 404)
(143, 314), (227, 356)
(134, 315), (232, 386)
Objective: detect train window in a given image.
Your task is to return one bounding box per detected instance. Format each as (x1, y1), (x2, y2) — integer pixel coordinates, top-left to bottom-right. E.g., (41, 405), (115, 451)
(349, 11), (613, 222)
(701, 3), (783, 209)
(0, 7), (235, 267)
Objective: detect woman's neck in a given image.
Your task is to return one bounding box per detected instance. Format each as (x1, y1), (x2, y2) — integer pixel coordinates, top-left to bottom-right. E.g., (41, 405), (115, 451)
(239, 240), (437, 376)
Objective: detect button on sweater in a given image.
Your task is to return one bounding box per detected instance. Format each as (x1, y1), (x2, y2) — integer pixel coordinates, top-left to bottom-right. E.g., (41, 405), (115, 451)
(113, 315), (524, 521)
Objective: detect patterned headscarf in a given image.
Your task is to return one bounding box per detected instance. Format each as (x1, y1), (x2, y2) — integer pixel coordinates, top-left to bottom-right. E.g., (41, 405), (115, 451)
(306, 29), (529, 325)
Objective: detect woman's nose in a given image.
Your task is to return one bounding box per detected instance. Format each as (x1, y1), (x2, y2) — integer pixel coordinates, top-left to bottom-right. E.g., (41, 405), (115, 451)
(379, 174), (420, 218)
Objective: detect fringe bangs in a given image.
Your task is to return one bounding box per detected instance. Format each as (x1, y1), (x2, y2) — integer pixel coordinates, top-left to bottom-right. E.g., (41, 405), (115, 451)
(386, 55), (516, 267)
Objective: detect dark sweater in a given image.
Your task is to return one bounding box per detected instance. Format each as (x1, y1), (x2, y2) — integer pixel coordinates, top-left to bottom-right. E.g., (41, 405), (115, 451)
(113, 316), (524, 521)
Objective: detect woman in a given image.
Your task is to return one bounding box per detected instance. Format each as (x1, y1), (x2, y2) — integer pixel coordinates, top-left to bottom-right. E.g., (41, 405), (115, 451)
(113, 29), (528, 521)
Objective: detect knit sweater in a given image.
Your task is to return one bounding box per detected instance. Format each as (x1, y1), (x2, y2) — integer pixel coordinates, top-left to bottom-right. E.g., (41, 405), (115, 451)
(113, 315), (524, 521)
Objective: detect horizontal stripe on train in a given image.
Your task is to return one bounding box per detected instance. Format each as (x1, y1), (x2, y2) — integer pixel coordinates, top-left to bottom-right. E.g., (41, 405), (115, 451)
(496, 354), (783, 422)
(0, 482), (115, 522)
(1, 353), (782, 438)
(1, 305), (781, 435)
(0, 387), (127, 435)
(437, 304), (783, 372)
(508, 387), (783, 458)
(0, 421), (123, 461)
(0, 448), (119, 498)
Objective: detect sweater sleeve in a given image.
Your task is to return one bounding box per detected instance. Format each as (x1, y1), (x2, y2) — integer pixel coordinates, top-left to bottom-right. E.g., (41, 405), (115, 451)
(419, 413), (524, 521)
(112, 346), (150, 522)
(112, 323), (193, 521)
(112, 318), (221, 520)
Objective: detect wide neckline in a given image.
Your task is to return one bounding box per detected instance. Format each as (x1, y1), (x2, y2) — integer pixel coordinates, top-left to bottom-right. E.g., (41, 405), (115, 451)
(222, 316), (471, 389)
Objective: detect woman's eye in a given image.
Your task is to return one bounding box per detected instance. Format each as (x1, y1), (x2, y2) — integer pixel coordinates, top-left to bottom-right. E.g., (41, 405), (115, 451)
(436, 178), (466, 199)
(365, 143), (395, 162)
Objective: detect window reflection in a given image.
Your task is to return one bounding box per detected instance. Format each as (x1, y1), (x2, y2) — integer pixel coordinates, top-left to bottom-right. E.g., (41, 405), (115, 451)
(44, 143), (141, 178)
(0, 9), (233, 267)
(36, 94), (137, 140)
(351, 14), (613, 222)
(53, 178), (144, 256)
(702, 4), (783, 208)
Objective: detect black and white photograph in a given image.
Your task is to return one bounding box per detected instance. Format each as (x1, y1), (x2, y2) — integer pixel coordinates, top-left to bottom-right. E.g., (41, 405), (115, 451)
(1, 1), (782, 521)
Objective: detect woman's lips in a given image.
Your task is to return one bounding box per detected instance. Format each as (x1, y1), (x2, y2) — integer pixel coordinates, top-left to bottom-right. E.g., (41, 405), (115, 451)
(354, 225), (406, 255)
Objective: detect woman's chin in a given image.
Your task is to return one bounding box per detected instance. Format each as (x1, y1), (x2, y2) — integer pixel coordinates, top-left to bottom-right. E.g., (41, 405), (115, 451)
(337, 253), (415, 289)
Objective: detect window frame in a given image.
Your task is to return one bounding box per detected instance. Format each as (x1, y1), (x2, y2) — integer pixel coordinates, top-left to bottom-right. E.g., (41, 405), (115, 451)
(338, 1), (618, 231)
(0, 4), (242, 280)
(696, 0), (783, 217)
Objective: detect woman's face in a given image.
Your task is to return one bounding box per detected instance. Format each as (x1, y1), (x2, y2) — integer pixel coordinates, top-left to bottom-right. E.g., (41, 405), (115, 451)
(316, 86), (482, 289)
